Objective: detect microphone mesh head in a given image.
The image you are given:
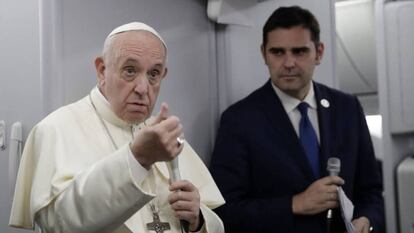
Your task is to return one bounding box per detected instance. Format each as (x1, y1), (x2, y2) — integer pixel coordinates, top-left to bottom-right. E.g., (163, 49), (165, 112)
(327, 157), (341, 176)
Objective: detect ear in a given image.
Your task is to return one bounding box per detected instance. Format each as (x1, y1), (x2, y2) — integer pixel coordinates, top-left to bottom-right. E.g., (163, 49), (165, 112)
(95, 57), (106, 86)
(315, 42), (325, 65)
(260, 44), (267, 64)
(162, 67), (168, 79)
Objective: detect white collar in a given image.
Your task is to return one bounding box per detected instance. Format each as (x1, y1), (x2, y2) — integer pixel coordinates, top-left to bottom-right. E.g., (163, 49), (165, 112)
(271, 81), (317, 113)
(90, 86), (133, 129)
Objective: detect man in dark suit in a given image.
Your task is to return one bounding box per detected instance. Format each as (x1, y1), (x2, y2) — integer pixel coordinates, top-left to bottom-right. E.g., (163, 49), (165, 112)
(210, 6), (384, 233)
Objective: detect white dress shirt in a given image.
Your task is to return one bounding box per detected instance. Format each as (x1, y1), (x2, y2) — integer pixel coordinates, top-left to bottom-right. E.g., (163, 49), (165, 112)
(271, 82), (320, 143)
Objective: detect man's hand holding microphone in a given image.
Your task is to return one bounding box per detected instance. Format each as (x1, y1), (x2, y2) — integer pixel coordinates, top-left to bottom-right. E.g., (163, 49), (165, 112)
(292, 158), (344, 216)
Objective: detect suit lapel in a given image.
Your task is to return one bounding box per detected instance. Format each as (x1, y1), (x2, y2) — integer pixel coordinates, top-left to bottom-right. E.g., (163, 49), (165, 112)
(258, 80), (315, 182)
(314, 82), (333, 177)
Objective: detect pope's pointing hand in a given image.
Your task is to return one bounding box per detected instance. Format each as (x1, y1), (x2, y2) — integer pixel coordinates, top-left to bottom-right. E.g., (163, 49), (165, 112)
(130, 102), (184, 169)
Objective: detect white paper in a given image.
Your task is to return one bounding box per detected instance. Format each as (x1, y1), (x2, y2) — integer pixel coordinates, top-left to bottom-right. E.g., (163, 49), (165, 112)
(338, 187), (357, 233)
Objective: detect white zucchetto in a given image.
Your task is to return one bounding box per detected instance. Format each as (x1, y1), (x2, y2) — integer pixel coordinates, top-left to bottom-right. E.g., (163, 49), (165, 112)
(106, 22), (166, 49)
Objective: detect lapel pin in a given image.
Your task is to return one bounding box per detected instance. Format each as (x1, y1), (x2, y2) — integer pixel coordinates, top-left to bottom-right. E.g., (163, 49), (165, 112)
(320, 99), (330, 108)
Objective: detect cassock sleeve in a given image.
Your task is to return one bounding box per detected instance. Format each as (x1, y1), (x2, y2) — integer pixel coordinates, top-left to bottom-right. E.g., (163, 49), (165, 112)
(36, 144), (155, 233)
(10, 122), (155, 232)
(177, 142), (225, 233)
(200, 203), (224, 233)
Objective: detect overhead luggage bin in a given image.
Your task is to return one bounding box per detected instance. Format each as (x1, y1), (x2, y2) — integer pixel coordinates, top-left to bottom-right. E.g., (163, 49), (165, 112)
(385, 2), (414, 133)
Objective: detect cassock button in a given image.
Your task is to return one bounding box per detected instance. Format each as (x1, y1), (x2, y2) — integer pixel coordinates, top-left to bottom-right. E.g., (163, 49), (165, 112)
(320, 99), (330, 108)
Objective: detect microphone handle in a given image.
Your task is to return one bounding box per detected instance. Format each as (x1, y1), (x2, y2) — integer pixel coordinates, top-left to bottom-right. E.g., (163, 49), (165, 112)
(326, 172), (334, 233)
(326, 209), (332, 233)
(180, 220), (190, 232)
(326, 172), (335, 233)
(169, 158), (190, 232)
(326, 172), (336, 233)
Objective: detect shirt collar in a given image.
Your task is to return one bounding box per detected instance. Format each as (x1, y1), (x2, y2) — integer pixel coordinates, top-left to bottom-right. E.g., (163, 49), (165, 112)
(271, 81), (317, 113)
(90, 86), (132, 129)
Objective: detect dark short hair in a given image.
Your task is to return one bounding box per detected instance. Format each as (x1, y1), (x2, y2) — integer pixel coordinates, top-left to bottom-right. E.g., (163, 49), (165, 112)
(262, 6), (320, 47)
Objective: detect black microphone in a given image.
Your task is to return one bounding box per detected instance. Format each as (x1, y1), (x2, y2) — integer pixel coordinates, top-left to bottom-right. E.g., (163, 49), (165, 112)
(326, 157), (341, 233)
(168, 156), (190, 232)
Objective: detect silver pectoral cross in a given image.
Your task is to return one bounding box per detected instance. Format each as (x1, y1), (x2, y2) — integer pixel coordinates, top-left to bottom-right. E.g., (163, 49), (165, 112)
(146, 204), (170, 233)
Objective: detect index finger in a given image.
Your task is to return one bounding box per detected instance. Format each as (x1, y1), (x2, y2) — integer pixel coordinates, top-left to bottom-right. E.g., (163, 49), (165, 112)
(157, 115), (181, 132)
(169, 180), (196, 192)
(151, 102), (169, 125)
(322, 176), (344, 186)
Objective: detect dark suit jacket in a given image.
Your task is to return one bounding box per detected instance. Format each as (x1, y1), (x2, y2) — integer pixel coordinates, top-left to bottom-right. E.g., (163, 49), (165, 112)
(210, 80), (384, 233)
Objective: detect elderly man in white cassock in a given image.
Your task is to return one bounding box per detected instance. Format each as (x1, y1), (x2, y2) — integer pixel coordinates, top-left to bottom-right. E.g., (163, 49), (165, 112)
(9, 22), (225, 233)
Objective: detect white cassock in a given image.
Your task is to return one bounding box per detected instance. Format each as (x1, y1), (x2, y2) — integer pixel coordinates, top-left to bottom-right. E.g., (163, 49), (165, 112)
(9, 87), (225, 233)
